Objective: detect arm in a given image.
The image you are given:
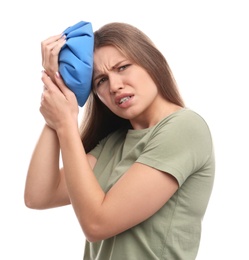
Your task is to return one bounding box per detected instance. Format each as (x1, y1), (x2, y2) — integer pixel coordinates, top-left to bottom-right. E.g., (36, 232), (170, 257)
(25, 34), (85, 209)
(61, 130), (178, 242)
(35, 34), (178, 242)
(24, 124), (97, 209)
(24, 33), (96, 210)
(39, 72), (179, 242)
(24, 124), (68, 209)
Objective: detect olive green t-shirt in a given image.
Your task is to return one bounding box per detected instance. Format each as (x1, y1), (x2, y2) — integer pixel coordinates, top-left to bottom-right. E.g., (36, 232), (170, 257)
(84, 109), (215, 260)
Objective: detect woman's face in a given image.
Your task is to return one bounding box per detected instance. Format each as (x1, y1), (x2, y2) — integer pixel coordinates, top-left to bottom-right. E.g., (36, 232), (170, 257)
(93, 46), (162, 128)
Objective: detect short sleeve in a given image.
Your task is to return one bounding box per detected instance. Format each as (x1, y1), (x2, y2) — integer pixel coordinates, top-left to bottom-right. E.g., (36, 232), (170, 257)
(136, 110), (214, 186)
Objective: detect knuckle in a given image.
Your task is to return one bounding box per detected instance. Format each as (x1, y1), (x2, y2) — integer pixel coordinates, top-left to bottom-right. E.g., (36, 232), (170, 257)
(44, 45), (53, 53)
(51, 48), (58, 57)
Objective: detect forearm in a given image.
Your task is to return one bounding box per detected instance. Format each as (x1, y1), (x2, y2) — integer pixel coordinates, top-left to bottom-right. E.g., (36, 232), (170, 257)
(24, 124), (62, 209)
(56, 124), (105, 240)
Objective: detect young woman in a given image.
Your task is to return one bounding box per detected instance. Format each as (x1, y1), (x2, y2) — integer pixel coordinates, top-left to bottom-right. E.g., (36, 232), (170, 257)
(24, 22), (215, 259)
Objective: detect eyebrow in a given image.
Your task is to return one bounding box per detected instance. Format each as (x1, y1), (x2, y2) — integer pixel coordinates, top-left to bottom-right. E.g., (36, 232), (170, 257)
(93, 60), (127, 83)
(93, 72), (105, 84)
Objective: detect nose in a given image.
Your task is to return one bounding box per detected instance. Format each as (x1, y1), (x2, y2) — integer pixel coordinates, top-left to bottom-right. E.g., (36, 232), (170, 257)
(109, 74), (123, 94)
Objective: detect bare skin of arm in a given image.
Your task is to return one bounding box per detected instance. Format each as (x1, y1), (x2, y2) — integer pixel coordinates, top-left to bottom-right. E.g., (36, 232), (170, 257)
(24, 72), (178, 242)
(25, 34), (179, 242)
(24, 124), (96, 209)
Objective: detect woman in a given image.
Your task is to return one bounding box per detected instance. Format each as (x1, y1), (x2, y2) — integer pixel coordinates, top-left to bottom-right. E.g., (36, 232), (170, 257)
(24, 22), (215, 259)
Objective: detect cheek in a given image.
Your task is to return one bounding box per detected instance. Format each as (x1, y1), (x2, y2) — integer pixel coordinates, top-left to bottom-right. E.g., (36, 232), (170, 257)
(96, 90), (110, 107)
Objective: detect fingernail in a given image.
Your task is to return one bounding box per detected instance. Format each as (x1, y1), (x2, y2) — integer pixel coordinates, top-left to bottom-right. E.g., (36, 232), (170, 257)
(61, 34), (67, 40)
(55, 71), (60, 78)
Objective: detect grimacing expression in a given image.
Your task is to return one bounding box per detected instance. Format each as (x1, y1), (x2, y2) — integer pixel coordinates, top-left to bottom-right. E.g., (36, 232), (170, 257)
(93, 46), (161, 124)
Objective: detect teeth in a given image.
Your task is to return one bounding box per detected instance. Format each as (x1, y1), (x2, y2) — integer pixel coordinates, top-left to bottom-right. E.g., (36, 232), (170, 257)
(119, 96), (131, 104)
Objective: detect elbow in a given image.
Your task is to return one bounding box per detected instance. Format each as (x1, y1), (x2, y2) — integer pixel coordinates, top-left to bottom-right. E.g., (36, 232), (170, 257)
(84, 224), (105, 243)
(81, 219), (113, 243)
(24, 191), (45, 210)
(85, 235), (100, 243)
(24, 182), (41, 209)
(24, 191), (33, 208)
(24, 193), (38, 209)
(85, 234), (106, 243)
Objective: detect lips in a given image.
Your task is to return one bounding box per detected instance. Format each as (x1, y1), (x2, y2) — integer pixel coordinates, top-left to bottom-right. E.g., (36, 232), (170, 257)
(115, 94), (134, 105)
(119, 96), (132, 104)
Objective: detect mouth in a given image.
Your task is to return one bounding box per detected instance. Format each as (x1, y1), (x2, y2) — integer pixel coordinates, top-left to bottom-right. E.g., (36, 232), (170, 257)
(119, 96), (132, 104)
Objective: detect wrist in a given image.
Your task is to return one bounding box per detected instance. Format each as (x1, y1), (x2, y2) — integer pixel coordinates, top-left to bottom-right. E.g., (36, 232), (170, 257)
(56, 121), (80, 140)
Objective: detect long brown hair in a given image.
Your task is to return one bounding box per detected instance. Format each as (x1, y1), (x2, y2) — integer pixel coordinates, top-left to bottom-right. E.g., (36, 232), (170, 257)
(80, 22), (185, 153)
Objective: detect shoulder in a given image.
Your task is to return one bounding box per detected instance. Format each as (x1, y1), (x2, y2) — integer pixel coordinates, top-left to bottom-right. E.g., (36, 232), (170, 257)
(148, 108), (214, 158)
(155, 108), (212, 137)
(160, 108), (209, 126)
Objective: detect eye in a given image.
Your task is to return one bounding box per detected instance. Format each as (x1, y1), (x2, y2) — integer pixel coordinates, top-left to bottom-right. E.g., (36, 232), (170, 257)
(96, 77), (108, 87)
(118, 64), (130, 72)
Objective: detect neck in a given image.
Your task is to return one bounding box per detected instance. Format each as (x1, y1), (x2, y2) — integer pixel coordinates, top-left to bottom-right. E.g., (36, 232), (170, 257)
(130, 98), (183, 130)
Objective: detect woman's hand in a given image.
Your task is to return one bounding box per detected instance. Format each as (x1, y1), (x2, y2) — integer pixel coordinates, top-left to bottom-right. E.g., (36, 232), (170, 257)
(41, 34), (66, 81)
(40, 71), (79, 132)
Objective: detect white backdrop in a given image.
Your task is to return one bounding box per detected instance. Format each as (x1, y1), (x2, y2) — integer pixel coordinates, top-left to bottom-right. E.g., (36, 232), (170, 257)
(1, 0), (248, 259)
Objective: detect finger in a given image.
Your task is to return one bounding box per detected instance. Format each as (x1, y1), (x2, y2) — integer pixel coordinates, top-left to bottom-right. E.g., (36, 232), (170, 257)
(43, 36), (66, 54)
(41, 34), (62, 63)
(41, 71), (57, 92)
(41, 92), (44, 102)
(50, 37), (67, 57)
(43, 40), (66, 73)
(42, 41), (60, 69)
(43, 33), (63, 43)
(41, 34), (66, 68)
(41, 34), (63, 52)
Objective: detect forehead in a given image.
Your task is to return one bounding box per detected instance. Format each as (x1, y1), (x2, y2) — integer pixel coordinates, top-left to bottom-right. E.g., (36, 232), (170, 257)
(93, 46), (127, 73)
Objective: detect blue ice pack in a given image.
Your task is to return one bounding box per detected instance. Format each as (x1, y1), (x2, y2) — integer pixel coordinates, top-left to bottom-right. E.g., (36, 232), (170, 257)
(59, 21), (94, 107)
